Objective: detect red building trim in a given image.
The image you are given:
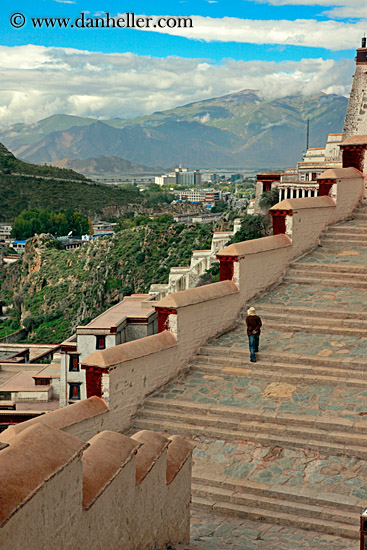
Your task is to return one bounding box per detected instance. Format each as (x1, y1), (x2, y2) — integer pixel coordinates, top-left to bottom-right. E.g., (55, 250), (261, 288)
(271, 210), (292, 235)
(155, 307), (177, 333)
(82, 365), (105, 398)
(216, 255), (238, 282)
(61, 345), (77, 353)
(340, 144), (367, 173)
(318, 179), (335, 197)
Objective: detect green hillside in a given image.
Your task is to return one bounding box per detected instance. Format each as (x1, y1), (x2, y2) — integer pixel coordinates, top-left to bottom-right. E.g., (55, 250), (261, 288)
(0, 143), (170, 221)
(0, 142), (86, 180)
(0, 223), (213, 343)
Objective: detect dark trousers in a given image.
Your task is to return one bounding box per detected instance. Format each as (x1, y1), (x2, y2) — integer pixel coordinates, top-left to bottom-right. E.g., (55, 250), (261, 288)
(248, 333), (260, 361)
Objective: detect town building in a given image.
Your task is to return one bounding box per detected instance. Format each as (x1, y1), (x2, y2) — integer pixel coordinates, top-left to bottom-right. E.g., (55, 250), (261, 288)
(155, 167), (202, 187)
(10, 240), (26, 253)
(59, 295), (158, 406)
(173, 212), (223, 224)
(176, 188), (222, 203)
(0, 223), (12, 241)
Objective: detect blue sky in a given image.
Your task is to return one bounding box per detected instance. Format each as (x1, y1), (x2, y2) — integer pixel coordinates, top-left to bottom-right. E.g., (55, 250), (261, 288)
(0, 0), (365, 125)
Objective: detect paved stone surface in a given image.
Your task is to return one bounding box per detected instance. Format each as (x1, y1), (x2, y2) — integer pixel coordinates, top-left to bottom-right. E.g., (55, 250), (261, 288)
(215, 326), (367, 361)
(192, 439), (367, 499)
(156, 371), (367, 420)
(174, 511), (358, 549)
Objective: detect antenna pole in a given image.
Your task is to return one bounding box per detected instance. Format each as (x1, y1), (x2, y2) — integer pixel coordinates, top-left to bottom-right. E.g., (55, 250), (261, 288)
(306, 118), (310, 151)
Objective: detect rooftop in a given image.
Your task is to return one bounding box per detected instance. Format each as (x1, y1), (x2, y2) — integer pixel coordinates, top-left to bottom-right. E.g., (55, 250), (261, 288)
(32, 362), (60, 380)
(77, 295), (156, 331)
(340, 135), (367, 146)
(0, 372), (50, 392)
(318, 167), (363, 180)
(270, 196), (334, 211)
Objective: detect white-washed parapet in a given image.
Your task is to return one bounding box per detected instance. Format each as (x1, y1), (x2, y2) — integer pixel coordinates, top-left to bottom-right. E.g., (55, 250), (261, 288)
(0, 422), (193, 550)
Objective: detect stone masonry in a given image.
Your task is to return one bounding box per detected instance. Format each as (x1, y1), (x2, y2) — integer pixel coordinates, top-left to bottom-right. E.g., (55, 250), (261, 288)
(131, 202), (367, 549)
(343, 41), (367, 140)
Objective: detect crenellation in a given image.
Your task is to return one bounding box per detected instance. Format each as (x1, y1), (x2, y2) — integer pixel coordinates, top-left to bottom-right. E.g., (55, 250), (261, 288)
(0, 420), (193, 549)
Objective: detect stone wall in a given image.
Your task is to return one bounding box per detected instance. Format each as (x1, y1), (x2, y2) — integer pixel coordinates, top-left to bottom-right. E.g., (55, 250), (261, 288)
(343, 64), (367, 140)
(0, 423), (193, 550)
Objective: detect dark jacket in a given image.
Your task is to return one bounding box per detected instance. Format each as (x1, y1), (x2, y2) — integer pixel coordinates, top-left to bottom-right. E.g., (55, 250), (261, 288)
(246, 314), (262, 336)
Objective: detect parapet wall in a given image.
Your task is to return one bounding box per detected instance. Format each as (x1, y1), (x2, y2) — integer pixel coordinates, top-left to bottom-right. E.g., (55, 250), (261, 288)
(0, 422), (193, 550)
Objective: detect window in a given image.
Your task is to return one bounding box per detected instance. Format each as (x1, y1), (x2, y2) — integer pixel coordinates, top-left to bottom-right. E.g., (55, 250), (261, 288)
(69, 383), (81, 400)
(35, 378), (51, 386)
(69, 354), (79, 372)
(96, 335), (106, 350)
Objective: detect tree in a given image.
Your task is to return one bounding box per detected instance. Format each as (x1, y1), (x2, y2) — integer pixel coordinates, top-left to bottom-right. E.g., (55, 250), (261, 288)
(259, 188), (280, 211)
(230, 214), (268, 244)
(11, 209), (90, 239)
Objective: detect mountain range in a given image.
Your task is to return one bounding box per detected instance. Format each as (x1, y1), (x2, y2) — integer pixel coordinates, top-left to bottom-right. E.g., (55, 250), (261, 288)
(0, 90), (348, 169)
(46, 155), (163, 176)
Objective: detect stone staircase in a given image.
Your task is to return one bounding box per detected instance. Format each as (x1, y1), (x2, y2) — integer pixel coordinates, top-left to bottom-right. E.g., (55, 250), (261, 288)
(131, 204), (367, 541)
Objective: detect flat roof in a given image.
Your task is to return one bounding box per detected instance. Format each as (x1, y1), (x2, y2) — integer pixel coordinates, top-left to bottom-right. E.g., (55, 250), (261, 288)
(341, 135), (367, 146)
(0, 372), (50, 392)
(78, 295), (156, 331)
(0, 349), (28, 361)
(33, 363), (60, 379)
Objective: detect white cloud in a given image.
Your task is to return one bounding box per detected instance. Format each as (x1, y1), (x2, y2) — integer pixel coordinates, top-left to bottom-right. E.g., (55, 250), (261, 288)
(194, 113), (211, 123)
(252, 0), (366, 19)
(0, 45), (355, 128)
(136, 15), (365, 50)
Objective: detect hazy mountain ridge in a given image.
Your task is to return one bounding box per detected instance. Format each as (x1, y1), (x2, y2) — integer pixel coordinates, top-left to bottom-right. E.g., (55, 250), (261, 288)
(46, 155), (164, 175)
(0, 90), (348, 168)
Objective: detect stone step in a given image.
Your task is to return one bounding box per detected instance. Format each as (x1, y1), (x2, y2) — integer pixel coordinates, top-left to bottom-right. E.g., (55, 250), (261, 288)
(191, 358), (367, 388)
(322, 232), (367, 241)
(327, 226), (367, 235)
(320, 239), (367, 249)
(192, 483), (360, 527)
(191, 473), (364, 514)
(283, 275), (367, 288)
(289, 262), (367, 275)
(253, 302), (367, 320)
(286, 267), (367, 282)
(241, 311), (367, 329)
(239, 317), (367, 336)
(142, 397), (367, 435)
(199, 344), (367, 371)
(191, 492), (359, 539)
(134, 411), (367, 458)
